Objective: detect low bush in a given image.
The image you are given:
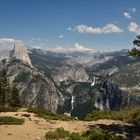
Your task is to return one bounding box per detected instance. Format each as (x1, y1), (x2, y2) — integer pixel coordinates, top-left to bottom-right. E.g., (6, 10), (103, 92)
(45, 127), (70, 139)
(0, 116), (24, 125)
(69, 132), (83, 140)
(45, 127), (119, 140)
(85, 110), (120, 121)
(0, 105), (19, 112)
(21, 114), (30, 117)
(85, 106), (140, 125)
(82, 128), (119, 140)
(121, 106), (140, 125)
(27, 107), (74, 121)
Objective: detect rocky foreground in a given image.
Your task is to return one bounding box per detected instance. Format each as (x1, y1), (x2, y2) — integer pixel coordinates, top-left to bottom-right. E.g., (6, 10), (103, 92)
(0, 109), (140, 140)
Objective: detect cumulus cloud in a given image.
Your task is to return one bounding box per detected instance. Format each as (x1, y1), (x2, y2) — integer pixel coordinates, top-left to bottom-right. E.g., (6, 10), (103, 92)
(73, 24), (123, 34)
(0, 38), (15, 43)
(31, 45), (43, 49)
(59, 35), (63, 39)
(124, 8), (136, 19)
(123, 12), (132, 19)
(47, 43), (92, 52)
(130, 8), (136, 13)
(74, 42), (92, 51)
(67, 27), (72, 31)
(0, 38), (16, 50)
(128, 22), (140, 34)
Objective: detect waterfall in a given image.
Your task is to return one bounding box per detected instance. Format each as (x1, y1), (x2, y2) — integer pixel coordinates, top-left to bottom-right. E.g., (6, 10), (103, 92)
(91, 77), (96, 86)
(94, 101), (104, 110)
(71, 96), (74, 111)
(106, 99), (110, 110)
(70, 96), (74, 115)
(91, 81), (95, 86)
(91, 77), (99, 87)
(99, 103), (104, 110)
(94, 101), (98, 108)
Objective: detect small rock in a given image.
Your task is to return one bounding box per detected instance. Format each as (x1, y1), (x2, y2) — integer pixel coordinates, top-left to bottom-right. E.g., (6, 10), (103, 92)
(37, 136), (41, 140)
(22, 114), (30, 117)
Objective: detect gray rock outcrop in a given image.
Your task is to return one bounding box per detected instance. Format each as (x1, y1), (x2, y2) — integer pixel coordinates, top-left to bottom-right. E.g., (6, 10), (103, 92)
(9, 42), (33, 67)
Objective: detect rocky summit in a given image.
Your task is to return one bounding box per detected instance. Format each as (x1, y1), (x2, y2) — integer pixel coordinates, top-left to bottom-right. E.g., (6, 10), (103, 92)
(0, 45), (140, 119)
(9, 42), (33, 68)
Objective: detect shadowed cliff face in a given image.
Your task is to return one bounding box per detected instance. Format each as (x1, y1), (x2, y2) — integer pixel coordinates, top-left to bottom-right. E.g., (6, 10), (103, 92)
(30, 49), (140, 119)
(69, 80), (140, 119)
(4, 60), (67, 113)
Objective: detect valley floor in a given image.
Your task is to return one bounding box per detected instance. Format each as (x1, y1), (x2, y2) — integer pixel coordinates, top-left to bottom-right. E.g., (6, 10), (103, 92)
(0, 109), (140, 140)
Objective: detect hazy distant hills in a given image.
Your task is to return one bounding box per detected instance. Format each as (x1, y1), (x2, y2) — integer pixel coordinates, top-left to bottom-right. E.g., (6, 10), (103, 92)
(0, 43), (140, 119)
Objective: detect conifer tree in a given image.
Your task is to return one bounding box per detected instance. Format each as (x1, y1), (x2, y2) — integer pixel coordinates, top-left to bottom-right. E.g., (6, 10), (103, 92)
(0, 70), (11, 106)
(0, 70), (21, 107)
(129, 35), (140, 56)
(10, 85), (21, 107)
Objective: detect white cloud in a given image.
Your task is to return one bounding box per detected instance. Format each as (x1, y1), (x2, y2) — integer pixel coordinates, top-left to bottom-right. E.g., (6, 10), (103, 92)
(31, 45), (43, 49)
(59, 35), (63, 39)
(74, 42), (92, 51)
(67, 27), (72, 31)
(123, 12), (132, 19)
(128, 22), (140, 34)
(128, 22), (138, 32)
(73, 24), (123, 34)
(130, 8), (136, 13)
(0, 38), (15, 43)
(124, 8), (136, 19)
(0, 38), (16, 50)
(46, 43), (92, 52)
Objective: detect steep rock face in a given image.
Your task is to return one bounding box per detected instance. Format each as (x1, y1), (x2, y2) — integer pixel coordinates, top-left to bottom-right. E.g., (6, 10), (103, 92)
(28, 49), (140, 118)
(5, 61), (66, 112)
(51, 64), (89, 86)
(71, 81), (140, 119)
(94, 81), (122, 110)
(0, 50), (10, 61)
(9, 43), (33, 67)
(1, 47), (140, 119)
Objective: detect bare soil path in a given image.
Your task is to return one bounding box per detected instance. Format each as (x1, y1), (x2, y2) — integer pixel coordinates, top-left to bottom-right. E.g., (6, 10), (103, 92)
(0, 109), (140, 140)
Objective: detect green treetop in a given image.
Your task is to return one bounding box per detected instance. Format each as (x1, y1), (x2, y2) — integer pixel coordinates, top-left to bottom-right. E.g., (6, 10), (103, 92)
(129, 35), (140, 56)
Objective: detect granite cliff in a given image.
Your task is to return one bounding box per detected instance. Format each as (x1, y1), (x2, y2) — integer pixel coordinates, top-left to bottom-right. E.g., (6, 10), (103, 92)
(9, 42), (33, 67)
(0, 45), (140, 119)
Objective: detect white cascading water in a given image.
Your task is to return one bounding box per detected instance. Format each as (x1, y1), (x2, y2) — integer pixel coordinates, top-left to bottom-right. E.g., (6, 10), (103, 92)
(91, 77), (96, 86)
(106, 99), (110, 110)
(94, 101), (104, 110)
(99, 103), (104, 110)
(94, 101), (98, 108)
(70, 96), (74, 115)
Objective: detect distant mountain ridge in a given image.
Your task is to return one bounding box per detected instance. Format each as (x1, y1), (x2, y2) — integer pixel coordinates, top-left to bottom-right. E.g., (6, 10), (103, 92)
(0, 43), (140, 119)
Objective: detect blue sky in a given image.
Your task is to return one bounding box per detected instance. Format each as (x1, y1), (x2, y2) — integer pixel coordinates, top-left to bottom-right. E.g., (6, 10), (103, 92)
(0, 0), (140, 50)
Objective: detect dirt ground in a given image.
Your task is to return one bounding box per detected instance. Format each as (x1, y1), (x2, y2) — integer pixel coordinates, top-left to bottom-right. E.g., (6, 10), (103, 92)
(0, 109), (140, 140)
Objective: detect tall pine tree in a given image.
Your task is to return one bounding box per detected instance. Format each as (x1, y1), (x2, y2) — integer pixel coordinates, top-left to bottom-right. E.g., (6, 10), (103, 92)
(0, 70), (11, 106)
(10, 85), (21, 107)
(0, 70), (21, 107)
(129, 35), (140, 56)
